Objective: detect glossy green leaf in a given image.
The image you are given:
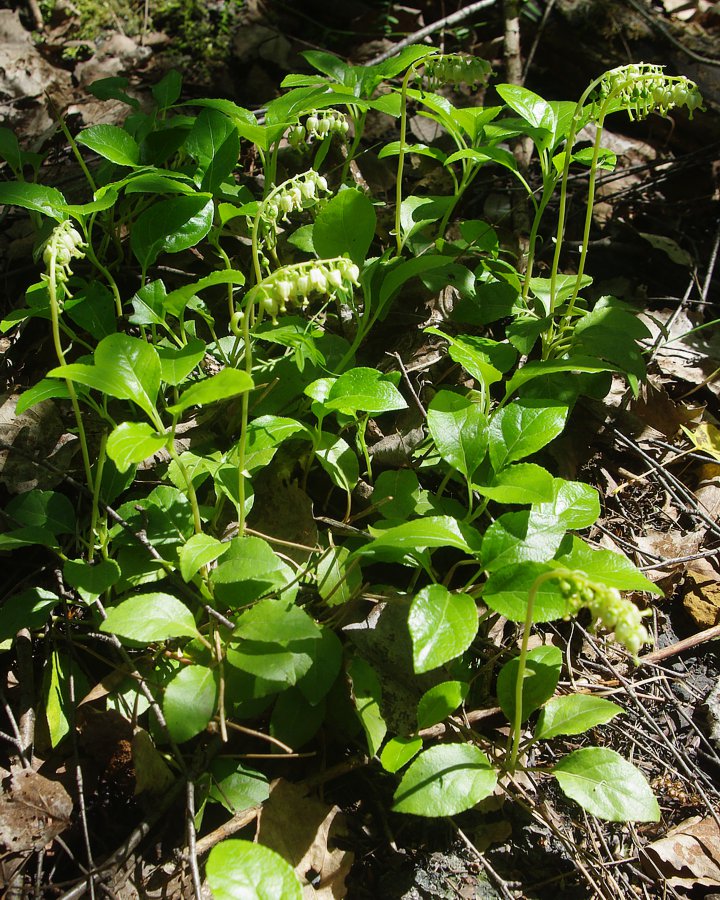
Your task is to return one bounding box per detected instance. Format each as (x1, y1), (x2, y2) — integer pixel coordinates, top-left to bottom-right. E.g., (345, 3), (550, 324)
(163, 270), (246, 318)
(313, 188), (377, 265)
(496, 645), (562, 723)
(5, 490), (75, 535)
(63, 558), (121, 599)
(0, 588), (58, 641)
(296, 626), (343, 706)
(156, 338), (207, 385)
(130, 193), (214, 268)
(380, 736), (423, 774)
(488, 399), (569, 470)
(14, 379), (72, 415)
(270, 688), (325, 749)
(378, 254), (451, 307)
(348, 656), (387, 756)
(409, 585), (478, 674)
(553, 748), (660, 822)
(427, 391), (488, 479)
(324, 367), (407, 416)
(166, 368), (253, 415)
(372, 469), (427, 520)
(179, 533), (229, 582)
(185, 107), (240, 193)
(481, 507), (566, 572)
(373, 516), (478, 556)
(77, 124), (140, 166)
(554, 537), (662, 594)
(100, 592), (200, 643)
(536, 478), (600, 530)
(483, 561), (567, 623)
(49, 333), (161, 424)
(0, 127), (23, 170)
(496, 83), (556, 132)
(235, 598), (320, 645)
(503, 356), (616, 397)
(211, 538), (296, 608)
(206, 839), (303, 900)
(0, 182), (68, 221)
(416, 680), (468, 729)
(152, 69), (182, 108)
(393, 744), (497, 816)
(209, 759), (269, 813)
(535, 695), (622, 740)
(316, 545), (361, 607)
(106, 422), (167, 472)
(163, 665), (217, 742)
(474, 463), (555, 505)
(314, 433), (359, 494)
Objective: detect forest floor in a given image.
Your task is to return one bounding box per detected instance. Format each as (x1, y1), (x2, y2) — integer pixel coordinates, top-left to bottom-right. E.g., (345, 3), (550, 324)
(1, 0), (720, 898)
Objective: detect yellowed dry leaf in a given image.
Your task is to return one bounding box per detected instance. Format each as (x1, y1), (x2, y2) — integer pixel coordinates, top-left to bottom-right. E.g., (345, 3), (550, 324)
(0, 767), (72, 854)
(257, 779), (354, 898)
(643, 815), (720, 888)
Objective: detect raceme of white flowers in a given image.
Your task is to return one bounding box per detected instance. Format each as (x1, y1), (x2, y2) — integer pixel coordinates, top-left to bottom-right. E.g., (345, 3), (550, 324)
(558, 571), (652, 657)
(42, 220), (87, 284)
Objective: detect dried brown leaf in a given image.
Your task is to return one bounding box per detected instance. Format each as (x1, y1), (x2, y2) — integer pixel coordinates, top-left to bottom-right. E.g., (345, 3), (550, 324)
(257, 779), (354, 898)
(643, 815), (720, 888)
(0, 767), (72, 854)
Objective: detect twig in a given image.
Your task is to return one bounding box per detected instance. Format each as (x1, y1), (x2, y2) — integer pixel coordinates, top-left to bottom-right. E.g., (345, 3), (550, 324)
(623, 0), (720, 67)
(522, 0), (557, 79)
(0, 683), (31, 769)
(387, 351), (427, 418)
(367, 0), (499, 66)
(453, 823), (517, 900)
(186, 781), (203, 900)
(14, 628), (35, 766)
(637, 623), (720, 664)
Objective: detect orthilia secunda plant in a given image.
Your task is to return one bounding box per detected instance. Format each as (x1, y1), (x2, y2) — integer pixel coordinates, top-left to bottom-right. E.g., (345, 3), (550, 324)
(546, 65), (704, 347)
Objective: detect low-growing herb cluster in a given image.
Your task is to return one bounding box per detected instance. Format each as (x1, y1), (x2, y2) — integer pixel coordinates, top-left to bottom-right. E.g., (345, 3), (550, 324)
(0, 48), (703, 893)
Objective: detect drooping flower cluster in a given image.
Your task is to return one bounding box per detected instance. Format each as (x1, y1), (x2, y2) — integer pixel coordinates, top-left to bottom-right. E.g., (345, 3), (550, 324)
(42, 219), (87, 285)
(421, 54), (492, 91)
(258, 170), (331, 257)
(237, 257), (361, 326)
(558, 571), (652, 657)
(288, 109), (349, 151)
(594, 64), (703, 121)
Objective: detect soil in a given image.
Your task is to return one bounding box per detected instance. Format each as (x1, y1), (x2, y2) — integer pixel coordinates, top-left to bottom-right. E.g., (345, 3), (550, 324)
(1, 1), (720, 898)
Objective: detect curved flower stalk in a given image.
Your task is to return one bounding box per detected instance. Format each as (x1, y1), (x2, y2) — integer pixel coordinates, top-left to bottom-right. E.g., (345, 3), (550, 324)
(232, 257), (361, 329)
(41, 220), (93, 490)
(287, 109), (350, 151)
(546, 65), (703, 352)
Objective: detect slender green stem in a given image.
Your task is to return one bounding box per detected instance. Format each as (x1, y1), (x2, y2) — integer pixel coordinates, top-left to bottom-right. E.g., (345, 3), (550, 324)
(235, 301), (254, 534)
(82, 238), (123, 317)
(395, 62), (424, 256)
(87, 431), (108, 562)
(168, 441), (203, 536)
(47, 261), (93, 492)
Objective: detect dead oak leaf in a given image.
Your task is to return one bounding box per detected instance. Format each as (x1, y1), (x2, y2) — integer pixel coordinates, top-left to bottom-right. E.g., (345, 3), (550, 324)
(642, 815), (720, 888)
(257, 779), (353, 898)
(0, 767), (72, 854)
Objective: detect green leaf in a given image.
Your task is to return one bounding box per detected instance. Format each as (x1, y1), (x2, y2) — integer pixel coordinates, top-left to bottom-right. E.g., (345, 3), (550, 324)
(166, 368), (253, 416)
(5, 490), (75, 535)
(372, 469), (428, 520)
(209, 759), (269, 813)
(316, 545), (361, 607)
(296, 626), (343, 706)
(206, 839), (303, 900)
(553, 748), (660, 822)
(77, 124), (140, 166)
(489, 399), (569, 470)
(14, 379), (72, 415)
(100, 592), (200, 643)
(474, 463), (555, 505)
(324, 367), (407, 416)
(130, 194), (214, 269)
(185, 108), (240, 193)
(536, 478), (600, 530)
(393, 744), (497, 816)
(270, 688), (325, 749)
(416, 680), (468, 729)
(347, 656), (387, 756)
(481, 508), (566, 573)
(535, 695), (622, 740)
(503, 356), (616, 397)
(63, 558), (121, 600)
(398, 197), (452, 248)
(179, 533), (229, 582)
(156, 338), (207, 386)
(234, 599), (320, 645)
(163, 665), (218, 742)
(0, 182), (68, 221)
(380, 736), (423, 773)
(49, 333), (161, 424)
(496, 84), (556, 132)
(314, 433), (359, 494)
(0, 127), (23, 170)
(427, 391), (488, 480)
(152, 70), (182, 108)
(313, 188), (377, 266)
(483, 561), (568, 623)
(0, 588), (58, 641)
(496, 645), (562, 723)
(106, 422), (167, 472)
(163, 270), (246, 318)
(378, 254), (452, 308)
(364, 516), (478, 556)
(212, 539), (296, 608)
(554, 536), (662, 594)
(409, 585), (478, 674)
